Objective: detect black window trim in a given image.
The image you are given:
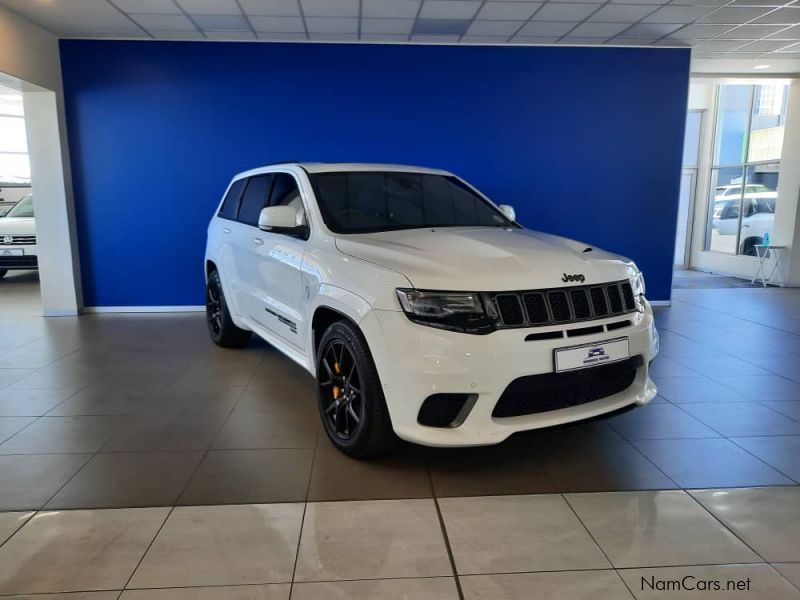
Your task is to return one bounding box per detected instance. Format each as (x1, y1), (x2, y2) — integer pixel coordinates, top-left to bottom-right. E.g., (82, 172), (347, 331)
(265, 170), (311, 241)
(232, 173), (275, 227)
(216, 177), (248, 223)
(219, 169), (311, 241)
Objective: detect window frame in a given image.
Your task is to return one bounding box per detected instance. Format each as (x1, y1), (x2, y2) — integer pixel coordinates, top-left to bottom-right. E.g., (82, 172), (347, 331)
(0, 109), (31, 187)
(703, 84), (786, 256)
(234, 173), (275, 227)
(216, 177), (247, 222)
(265, 170), (311, 241)
(222, 170), (311, 241)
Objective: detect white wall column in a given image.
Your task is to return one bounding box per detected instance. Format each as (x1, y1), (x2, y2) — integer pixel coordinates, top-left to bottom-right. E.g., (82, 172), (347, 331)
(774, 81), (800, 285)
(23, 90), (82, 315)
(1, 5), (82, 315)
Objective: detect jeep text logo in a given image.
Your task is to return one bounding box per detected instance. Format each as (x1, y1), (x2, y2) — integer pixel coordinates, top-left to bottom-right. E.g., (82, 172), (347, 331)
(561, 273), (585, 283)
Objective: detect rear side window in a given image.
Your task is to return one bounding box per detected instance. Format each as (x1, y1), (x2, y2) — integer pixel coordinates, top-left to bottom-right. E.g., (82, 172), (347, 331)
(237, 174), (274, 226)
(218, 178), (246, 220)
(270, 173), (303, 209)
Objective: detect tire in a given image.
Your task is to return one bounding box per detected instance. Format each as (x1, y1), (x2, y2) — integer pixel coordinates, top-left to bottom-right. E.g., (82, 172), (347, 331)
(316, 320), (396, 458)
(206, 270), (251, 348)
(741, 237), (761, 257)
(0, 269), (7, 279)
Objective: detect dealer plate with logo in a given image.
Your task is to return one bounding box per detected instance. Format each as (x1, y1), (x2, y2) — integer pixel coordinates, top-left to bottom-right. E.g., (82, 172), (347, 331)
(0, 248), (23, 256)
(554, 338), (629, 373)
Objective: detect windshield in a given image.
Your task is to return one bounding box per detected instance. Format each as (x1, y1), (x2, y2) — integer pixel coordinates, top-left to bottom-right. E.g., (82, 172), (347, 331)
(6, 195), (34, 218)
(309, 171), (516, 234)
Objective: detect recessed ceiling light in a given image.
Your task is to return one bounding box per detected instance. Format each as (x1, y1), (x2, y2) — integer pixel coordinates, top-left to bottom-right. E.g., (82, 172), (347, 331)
(753, 64), (771, 70)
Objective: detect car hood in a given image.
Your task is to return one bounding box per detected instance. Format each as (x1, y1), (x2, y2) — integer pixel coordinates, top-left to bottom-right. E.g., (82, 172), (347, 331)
(0, 217), (35, 235)
(335, 227), (637, 291)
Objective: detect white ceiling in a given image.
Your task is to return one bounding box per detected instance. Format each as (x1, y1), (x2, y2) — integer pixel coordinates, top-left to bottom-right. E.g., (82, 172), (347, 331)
(3, 0), (800, 68)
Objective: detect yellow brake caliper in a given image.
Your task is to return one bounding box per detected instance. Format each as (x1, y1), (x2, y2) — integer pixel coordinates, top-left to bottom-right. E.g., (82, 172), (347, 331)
(333, 361), (342, 399)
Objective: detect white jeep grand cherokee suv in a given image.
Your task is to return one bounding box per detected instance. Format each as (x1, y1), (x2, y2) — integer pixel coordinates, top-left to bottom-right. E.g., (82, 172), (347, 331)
(205, 163), (658, 457)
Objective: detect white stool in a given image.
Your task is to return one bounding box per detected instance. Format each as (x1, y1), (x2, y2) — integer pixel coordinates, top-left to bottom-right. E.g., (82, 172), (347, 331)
(751, 245), (786, 288)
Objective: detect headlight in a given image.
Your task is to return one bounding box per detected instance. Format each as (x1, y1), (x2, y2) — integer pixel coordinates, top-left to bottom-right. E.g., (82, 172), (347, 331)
(395, 289), (497, 334)
(630, 269), (645, 297)
(630, 269), (646, 311)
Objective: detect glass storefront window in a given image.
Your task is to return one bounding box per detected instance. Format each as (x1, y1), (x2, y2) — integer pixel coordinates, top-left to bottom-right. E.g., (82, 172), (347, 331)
(706, 166), (745, 253)
(704, 83), (787, 256)
(0, 116), (27, 153)
(738, 162), (779, 256)
(713, 85), (751, 166)
(0, 89), (30, 185)
(748, 85), (787, 163)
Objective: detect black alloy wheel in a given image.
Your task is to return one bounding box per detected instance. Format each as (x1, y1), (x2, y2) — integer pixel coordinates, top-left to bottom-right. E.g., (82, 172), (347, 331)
(205, 270), (251, 348)
(318, 339), (364, 440)
(315, 320), (395, 457)
(206, 277), (223, 337)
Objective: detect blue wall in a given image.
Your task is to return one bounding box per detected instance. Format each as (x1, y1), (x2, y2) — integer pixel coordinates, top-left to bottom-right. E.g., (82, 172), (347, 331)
(60, 40), (690, 306)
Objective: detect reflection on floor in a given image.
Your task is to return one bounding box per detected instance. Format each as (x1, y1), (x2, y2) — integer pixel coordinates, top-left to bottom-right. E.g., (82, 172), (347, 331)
(0, 281), (799, 597)
(673, 267), (768, 289)
(0, 270), (40, 317)
(0, 487), (799, 598)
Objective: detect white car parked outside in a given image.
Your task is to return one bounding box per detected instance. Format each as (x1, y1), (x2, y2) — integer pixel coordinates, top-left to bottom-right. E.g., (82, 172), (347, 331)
(0, 194), (37, 278)
(712, 193), (776, 255)
(204, 163), (659, 457)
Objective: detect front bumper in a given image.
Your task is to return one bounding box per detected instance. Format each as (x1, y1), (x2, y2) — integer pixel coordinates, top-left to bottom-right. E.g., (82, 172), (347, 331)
(0, 244), (38, 270)
(362, 303), (658, 447)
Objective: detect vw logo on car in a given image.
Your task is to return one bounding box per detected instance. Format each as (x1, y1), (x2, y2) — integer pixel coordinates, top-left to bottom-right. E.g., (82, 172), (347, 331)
(2, 235), (13, 245)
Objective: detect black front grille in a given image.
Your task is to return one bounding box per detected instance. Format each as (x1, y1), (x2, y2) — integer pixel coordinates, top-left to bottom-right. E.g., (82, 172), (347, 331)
(495, 294), (524, 326)
(492, 280), (637, 329)
(492, 356), (643, 418)
(590, 287), (609, 316)
(0, 235), (36, 245)
(523, 293), (549, 324)
(570, 289), (591, 320)
(621, 282), (635, 308)
(607, 285), (623, 313)
(547, 291), (571, 322)
(0, 255), (38, 269)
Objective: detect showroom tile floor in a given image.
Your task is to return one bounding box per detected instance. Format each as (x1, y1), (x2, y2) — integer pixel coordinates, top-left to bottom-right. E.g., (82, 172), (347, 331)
(0, 489), (799, 598)
(0, 273), (799, 597)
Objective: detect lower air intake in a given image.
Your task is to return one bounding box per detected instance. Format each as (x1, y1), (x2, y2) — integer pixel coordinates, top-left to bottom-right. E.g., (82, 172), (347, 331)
(418, 393), (470, 427)
(492, 356), (642, 418)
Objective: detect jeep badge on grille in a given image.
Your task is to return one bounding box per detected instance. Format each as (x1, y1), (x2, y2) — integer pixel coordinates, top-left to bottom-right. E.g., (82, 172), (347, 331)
(561, 273), (585, 283)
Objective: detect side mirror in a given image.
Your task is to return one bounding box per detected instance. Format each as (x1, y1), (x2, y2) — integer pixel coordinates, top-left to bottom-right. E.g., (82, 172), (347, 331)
(498, 204), (516, 222)
(258, 205), (303, 231)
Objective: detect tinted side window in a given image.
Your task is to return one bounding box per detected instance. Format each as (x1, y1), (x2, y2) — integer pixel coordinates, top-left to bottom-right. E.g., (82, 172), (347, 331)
(722, 202), (740, 220)
(237, 174), (274, 226)
(218, 178), (246, 220)
(270, 173), (303, 209)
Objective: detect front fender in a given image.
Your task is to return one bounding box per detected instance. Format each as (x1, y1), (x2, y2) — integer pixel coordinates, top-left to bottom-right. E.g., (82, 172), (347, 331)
(305, 286), (373, 365)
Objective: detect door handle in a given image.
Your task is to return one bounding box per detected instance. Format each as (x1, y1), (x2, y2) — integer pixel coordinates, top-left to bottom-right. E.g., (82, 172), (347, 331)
(223, 227), (231, 234)
(252, 238), (264, 246)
